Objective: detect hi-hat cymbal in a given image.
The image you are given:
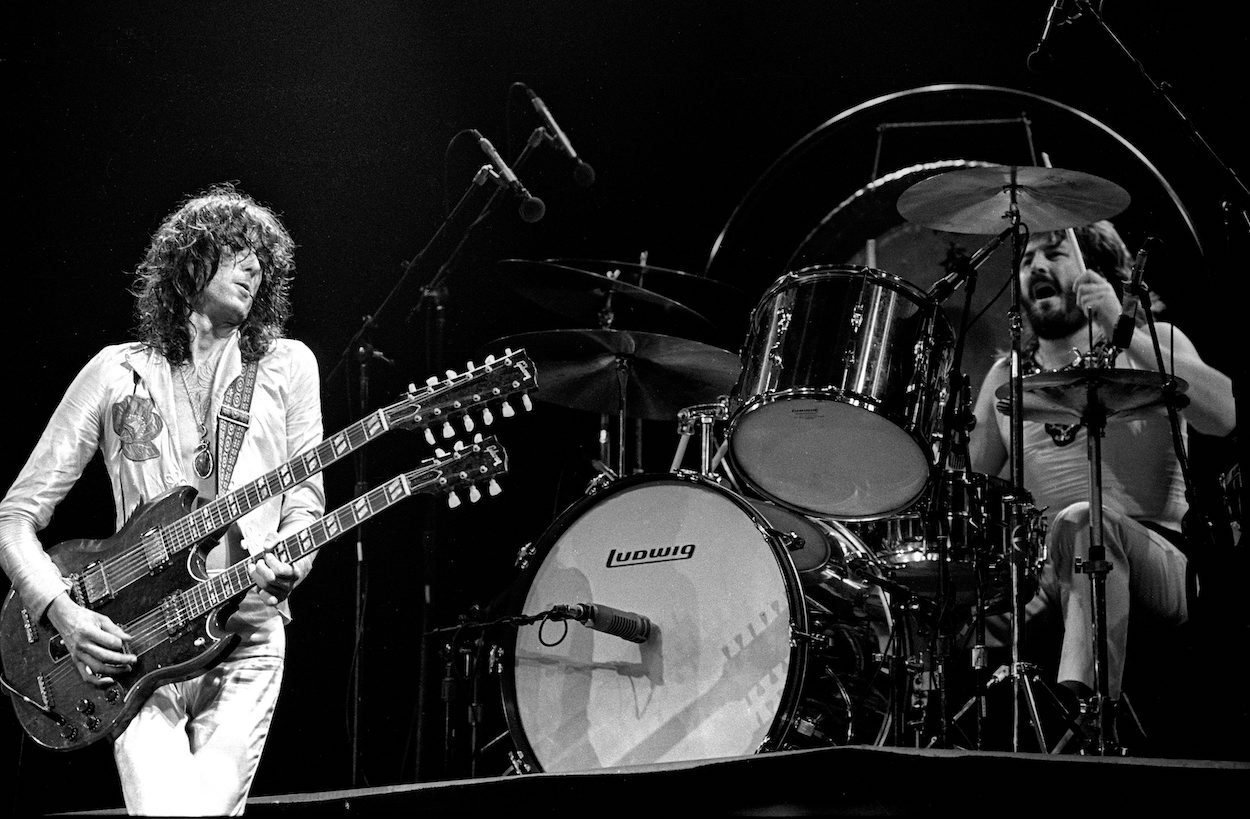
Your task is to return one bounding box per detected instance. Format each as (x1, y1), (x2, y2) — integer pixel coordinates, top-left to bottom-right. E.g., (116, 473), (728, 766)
(496, 259), (713, 334)
(994, 368), (1186, 423)
(489, 328), (741, 420)
(898, 165), (1131, 234)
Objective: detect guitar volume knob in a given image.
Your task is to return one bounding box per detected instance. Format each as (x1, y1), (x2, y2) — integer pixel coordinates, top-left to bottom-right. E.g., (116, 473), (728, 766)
(76, 698), (95, 715)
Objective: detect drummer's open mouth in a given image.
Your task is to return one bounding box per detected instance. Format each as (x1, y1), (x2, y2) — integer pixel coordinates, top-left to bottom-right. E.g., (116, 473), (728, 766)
(1029, 279), (1058, 300)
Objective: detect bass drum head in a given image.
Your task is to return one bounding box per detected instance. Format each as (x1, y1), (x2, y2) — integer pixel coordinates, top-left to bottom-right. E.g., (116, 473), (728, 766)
(502, 473), (807, 772)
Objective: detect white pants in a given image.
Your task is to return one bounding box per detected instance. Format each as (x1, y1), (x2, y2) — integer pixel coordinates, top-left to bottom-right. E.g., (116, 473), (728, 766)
(1037, 502), (1189, 699)
(113, 655), (284, 816)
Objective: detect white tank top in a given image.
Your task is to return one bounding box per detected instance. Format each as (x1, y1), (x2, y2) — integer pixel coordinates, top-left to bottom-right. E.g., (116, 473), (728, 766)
(997, 404), (1188, 530)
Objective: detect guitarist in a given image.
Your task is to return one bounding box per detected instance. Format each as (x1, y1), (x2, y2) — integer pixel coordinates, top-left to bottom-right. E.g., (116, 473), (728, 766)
(0, 183), (326, 815)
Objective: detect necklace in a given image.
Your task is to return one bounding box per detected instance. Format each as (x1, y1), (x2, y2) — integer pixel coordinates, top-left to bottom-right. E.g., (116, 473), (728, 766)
(177, 360), (216, 480)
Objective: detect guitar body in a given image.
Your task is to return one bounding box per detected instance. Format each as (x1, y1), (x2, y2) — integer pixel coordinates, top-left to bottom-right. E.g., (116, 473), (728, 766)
(0, 352), (531, 751)
(0, 486), (244, 750)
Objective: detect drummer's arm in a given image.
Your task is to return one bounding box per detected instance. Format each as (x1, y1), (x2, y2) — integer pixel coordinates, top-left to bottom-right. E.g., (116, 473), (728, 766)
(1120, 322), (1234, 436)
(969, 358), (1009, 478)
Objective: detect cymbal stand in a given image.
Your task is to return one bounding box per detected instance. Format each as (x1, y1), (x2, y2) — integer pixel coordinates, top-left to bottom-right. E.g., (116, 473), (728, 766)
(1000, 185), (1060, 752)
(1072, 379), (1118, 755)
(924, 226), (1010, 748)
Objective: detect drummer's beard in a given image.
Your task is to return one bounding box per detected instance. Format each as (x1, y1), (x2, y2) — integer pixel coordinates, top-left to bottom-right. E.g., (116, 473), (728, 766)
(1025, 287), (1086, 340)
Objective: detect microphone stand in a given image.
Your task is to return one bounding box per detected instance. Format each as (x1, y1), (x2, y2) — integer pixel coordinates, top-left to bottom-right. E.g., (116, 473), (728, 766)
(1062, 0), (1248, 751)
(1069, 0), (1248, 550)
(407, 128), (550, 783)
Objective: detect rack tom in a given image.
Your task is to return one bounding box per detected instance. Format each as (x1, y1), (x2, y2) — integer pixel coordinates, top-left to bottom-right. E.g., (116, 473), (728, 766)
(727, 265), (953, 519)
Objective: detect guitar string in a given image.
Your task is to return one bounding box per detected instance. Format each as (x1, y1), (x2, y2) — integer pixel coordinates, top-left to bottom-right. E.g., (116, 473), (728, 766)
(84, 410), (397, 592)
(39, 471), (457, 692)
(82, 362), (516, 593)
(79, 362), (514, 593)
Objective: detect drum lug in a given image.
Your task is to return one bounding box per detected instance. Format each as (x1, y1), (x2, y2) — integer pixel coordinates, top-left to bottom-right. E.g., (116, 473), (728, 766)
(850, 300), (864, 333)
(514, 542), (536, 571)
(506, 750), (534, 775)
(488, 645), (505, 674)
(584, 471), (615, 496)
(766, 527), (806, 553)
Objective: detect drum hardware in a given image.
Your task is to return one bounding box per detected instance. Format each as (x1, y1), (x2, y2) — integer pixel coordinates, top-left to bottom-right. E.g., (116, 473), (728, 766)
(898, 162), (1134, 752)
(993, 286), (1197, 755)
(670, 399), (730, 477)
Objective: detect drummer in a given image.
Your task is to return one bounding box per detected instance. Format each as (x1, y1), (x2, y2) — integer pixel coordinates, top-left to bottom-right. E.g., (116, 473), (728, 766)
(968, 220), (1235, 724)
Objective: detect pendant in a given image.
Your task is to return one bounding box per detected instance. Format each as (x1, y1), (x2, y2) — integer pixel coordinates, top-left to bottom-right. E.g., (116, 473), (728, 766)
(193, 442), (215, 480)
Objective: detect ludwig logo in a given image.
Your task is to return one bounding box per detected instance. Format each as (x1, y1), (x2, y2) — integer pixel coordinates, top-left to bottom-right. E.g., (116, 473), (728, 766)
(606, 543), (696, 568)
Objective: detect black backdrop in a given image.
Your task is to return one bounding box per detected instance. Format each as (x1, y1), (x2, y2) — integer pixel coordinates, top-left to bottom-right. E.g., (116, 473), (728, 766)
(3, 2), (1248, 812)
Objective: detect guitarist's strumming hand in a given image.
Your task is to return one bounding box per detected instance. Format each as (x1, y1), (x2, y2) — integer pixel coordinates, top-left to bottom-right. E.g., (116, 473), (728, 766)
(250, 552), (300, 607)
(45, 592), (136, 686)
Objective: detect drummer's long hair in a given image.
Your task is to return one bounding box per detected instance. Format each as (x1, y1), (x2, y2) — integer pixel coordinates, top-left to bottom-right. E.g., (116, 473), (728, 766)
(130, 182), (296, 364)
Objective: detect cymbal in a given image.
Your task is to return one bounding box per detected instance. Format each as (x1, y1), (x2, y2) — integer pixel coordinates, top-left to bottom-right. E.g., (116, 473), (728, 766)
(994, 368), (1187, 423)
(897, 165), (1131, 234)
(544, 258), (750, 300)
(490, 329), (742, 420)
(496, 259), (712, 334)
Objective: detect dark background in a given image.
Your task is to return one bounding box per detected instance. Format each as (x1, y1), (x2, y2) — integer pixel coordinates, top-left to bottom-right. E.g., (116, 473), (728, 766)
(3, 2), (1248, 812)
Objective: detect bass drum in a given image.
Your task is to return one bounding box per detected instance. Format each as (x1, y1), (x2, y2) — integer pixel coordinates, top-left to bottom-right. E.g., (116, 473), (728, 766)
(500, 473), (896, 773)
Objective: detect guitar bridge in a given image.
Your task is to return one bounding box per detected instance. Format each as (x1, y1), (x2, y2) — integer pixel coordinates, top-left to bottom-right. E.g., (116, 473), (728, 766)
(19, 607), (38, 645)
(160, 594), (188, 636)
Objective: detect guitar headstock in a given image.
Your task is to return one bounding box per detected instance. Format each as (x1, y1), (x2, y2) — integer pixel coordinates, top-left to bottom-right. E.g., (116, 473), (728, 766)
(409, 435), (509, 508)
(385, 348), (536, 443)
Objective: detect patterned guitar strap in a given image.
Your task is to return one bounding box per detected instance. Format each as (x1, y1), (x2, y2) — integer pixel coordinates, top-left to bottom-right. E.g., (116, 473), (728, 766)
(215, 360), (260, 494)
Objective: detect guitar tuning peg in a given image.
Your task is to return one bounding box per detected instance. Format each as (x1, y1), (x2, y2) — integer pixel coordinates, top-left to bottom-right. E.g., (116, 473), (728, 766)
(435, 447), (449, 458)
(485, 354), (496, 365)
(501, 401), (515, 418)
(468, 485), (482, 503)
(462, 415), (475, 432)
(453, 440), (465, 452)
(445, 369), (457, 380)
(473, 432), (483, 443)
(488, 479), (502, 496)
(442, 421), (455, 439)
(447, 492), (462, 509)
(504, 347), (514, 356)
(465, 361), (475, 371)
(407, 382), (418, 393)
(522, 394), (533, 412)
(482, 407), (495, 425)
(424, 428), (436, 445)
(426, 375), (439, 386)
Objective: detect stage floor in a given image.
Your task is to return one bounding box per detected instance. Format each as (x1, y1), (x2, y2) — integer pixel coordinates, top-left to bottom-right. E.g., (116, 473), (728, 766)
(57, 745), (1250, 817)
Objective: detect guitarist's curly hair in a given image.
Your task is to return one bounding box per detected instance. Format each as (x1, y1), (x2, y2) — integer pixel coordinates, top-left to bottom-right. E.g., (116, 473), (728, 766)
(130, 182), (296, 364)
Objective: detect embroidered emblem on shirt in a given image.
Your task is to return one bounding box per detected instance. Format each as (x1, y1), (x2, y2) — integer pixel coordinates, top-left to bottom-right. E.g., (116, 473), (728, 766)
(112, 395), (164, 461)
(1044, 422), (1083, 447)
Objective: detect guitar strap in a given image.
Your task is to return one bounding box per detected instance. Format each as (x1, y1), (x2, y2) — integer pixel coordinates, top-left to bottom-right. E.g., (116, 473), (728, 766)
(215, 360), (260, 494)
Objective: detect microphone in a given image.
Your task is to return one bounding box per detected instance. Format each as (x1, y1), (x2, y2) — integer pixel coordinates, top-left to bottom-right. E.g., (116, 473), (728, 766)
(525, 86), (596, 187)
(550, 603), (653, 643)
(1027, 0), (1069, 73)
(473, 130), (546, 223)
(1112, 237), (1158, 350)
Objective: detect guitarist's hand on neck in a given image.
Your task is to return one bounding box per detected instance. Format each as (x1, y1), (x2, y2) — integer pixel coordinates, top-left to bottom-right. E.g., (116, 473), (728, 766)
(45, 592), (136, 686)
(249, 552), (300, 607)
